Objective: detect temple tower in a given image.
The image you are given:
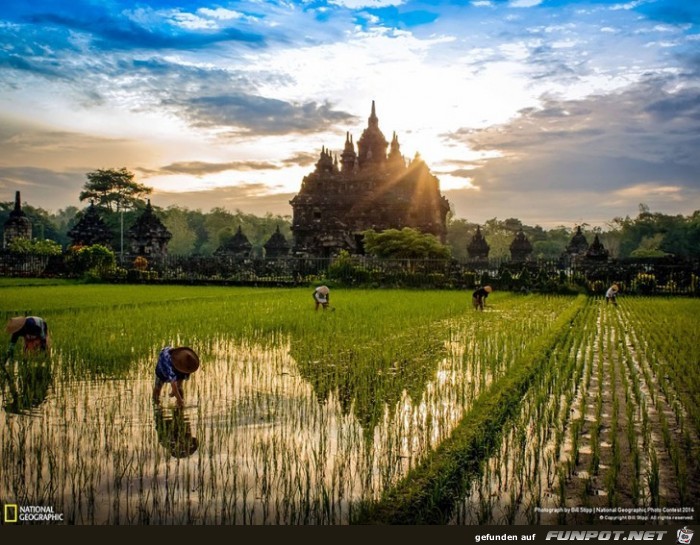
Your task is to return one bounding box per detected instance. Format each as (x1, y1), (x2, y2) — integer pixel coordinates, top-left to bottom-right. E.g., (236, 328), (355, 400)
(127, 200), (172, 259)
(510, 229), (533, 263)
(215, 225), (253, 258)
(3, 191), (32, 248)
(585, 233), (609, 261)
(340, 132), (357, 174)
(263, 225), (290, 258)
(356, 101), (388, 169)
(566, 226), (589, 257)
(467, 225), (490, 261)
(68, 202), (113, 247)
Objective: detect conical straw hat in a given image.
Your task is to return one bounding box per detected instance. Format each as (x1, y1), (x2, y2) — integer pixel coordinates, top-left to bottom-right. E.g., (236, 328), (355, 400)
(5, 317), (27, 335)
(170, 347), (200, 374)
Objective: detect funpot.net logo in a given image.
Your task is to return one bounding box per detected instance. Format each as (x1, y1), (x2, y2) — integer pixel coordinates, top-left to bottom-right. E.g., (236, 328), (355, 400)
(545, 530), (669, 541)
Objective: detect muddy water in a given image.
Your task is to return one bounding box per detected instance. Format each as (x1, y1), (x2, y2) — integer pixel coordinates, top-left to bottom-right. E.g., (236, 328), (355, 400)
(0, 328), (497, 525)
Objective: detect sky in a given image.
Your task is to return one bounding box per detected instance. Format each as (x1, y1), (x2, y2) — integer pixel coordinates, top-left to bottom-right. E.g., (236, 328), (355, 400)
(1, 0), (699, 228)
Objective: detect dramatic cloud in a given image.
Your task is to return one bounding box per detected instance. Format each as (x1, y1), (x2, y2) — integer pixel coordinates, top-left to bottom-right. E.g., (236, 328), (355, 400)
(0, 0), (698, 225)
(446, 76), (700, 190)
(150, 161), (282, 176)
(171, 95), (356, 135)
(439, 74), (700, 223)
(0, 167), (85, 209)
(23, 8), (266, 51)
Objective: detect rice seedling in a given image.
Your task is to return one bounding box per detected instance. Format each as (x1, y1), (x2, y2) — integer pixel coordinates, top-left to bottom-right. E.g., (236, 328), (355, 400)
(2, 283), (699, 525)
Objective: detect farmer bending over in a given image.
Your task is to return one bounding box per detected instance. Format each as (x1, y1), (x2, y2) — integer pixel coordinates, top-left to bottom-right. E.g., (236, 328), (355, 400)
(472, 285), (493, 311)
(5, 316), (50, 357)
(605, 283), (619, 306)
(152, 346), (200, 408)
(313, 285), (330, 311)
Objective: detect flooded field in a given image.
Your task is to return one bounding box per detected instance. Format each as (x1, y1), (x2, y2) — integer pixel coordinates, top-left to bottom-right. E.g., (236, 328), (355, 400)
(1, 283), (698, 525)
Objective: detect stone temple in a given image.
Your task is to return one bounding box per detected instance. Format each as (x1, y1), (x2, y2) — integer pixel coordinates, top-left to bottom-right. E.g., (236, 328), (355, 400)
(290, 101), (451, 257)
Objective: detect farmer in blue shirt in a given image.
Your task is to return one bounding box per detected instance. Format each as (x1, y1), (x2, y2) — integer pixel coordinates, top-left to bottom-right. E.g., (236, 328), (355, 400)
(152, 346), (200, 408)
(5, 316), (50, 357)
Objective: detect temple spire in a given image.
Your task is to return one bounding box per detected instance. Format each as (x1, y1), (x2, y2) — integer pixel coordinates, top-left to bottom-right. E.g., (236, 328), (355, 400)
(341, 132), (357, 173)
(368, 100), (378, 128)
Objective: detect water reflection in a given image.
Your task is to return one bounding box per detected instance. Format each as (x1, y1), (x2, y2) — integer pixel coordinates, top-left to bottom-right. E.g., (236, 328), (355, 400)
(289, 336), (444, 440)
(1, 359), (53, 415)
(154, 407), (198, 458)
(0, 329), (497, 524)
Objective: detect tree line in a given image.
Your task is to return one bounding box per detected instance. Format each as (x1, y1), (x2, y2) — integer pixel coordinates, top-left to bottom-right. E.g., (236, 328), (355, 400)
(1, 169), (699, 260)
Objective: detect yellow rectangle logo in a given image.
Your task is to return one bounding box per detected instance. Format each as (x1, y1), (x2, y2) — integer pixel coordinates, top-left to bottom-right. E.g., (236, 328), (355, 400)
(4, 504), (18, 523)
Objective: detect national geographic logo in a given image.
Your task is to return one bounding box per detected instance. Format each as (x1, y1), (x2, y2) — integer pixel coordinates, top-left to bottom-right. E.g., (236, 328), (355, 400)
(4, 504), (18, 523)
(546, 530), (668, 541)
(3, 503), (64, 523)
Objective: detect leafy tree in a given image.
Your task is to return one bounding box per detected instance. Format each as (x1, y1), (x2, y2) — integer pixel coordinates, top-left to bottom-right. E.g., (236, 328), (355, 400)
(162, 206), (197, 255)
(482, 218), (514, 260)
(51, 206), (80, 247)
(446, 217), (473, 261)
(611, 204), (699, 258)
(630, 234), (670, 258)
(363, 228), (451, 259)
(79, 168), (152, 213)
(532, 240), (565, 260)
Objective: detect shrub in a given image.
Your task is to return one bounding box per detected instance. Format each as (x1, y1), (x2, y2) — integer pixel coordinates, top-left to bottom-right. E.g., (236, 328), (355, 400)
(326, 250), (371, 286)
(8, 238), (62, 256)
(66, 244), (116, 279)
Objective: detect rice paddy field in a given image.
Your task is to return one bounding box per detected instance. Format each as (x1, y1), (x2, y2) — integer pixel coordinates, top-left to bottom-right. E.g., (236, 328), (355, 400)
(1, 281), (698, 525)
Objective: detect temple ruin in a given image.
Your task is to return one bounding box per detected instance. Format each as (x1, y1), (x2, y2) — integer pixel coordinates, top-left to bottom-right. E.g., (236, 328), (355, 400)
(127, 200), (172, 259)
(467, 225), (490, 262)
(68, 202), (113, 248)
(3, 191), (31, 249)
(290, 101), (451, 257)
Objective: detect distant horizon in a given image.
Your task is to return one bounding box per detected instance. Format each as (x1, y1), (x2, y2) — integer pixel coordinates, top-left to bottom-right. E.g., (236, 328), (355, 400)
(1, 0), (699, 228)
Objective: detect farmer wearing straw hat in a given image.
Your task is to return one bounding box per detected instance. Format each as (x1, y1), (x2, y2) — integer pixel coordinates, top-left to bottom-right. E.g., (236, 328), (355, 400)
(5, 316), (50, 357)
(313, 285), (330, 311)
(152, 346), (200, 408)
(472, 285), (493, 311)
(605, 283), (620, 306)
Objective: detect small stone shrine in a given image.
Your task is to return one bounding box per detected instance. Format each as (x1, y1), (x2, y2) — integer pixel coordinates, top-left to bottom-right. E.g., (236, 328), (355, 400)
(510, 229), (533, 263)
(3, 191), (32, 248)
(290, 101), (451, 257)
(263, 225), (290, 258)
(68, 202), (113, 247)
(566, 226), (589, 257)
(127, 200), (172, 259)
(467, 225), (490, 261)
(585, 233), (609, 261)
(215, 226), (253, 258)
